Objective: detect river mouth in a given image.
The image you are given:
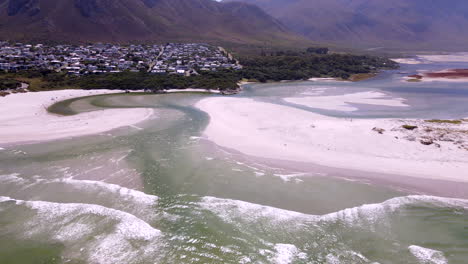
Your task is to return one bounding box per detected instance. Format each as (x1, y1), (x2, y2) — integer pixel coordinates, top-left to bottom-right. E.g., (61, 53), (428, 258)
(1, 62), (468, 263)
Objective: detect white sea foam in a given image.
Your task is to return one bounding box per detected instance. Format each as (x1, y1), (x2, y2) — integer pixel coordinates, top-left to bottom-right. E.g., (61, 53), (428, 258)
(321, 195), (468, 226)
(0, 197), (163, 264)
(273, 173), (307, 182)
(110, 150), (133, 164)
(200, 195), (468, 227)
(0, 173), (26, 184)
(270, 244), (306, 264)
(0, 196), (12, 202)
(409, 245), (448, 264)
(0, 173), (159, 221)
(200, 196), (314, 224)
(325, 250), (370, 264)
(25, 200), (161, 240)
(129, 124), (143, 130)
(325, 253), (341, 264)
(254, 171), (265, 177)
(56, 178), (158, 207)
(0, 173), (158, 207)
(199, 194), (467, 263)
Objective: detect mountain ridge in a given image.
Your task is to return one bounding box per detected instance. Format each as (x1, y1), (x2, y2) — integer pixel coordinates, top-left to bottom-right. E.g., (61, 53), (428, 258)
(226, 0), (468, 51)
(0, 0), (306, 46)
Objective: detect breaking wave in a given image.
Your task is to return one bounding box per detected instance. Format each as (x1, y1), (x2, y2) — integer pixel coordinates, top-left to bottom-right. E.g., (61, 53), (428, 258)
(200, 195), (468, 225)
(199, 195), (468, 263)
(0, 197), (164, 264)
(409, 245), (448, 264)
(0, 173), (159, 221)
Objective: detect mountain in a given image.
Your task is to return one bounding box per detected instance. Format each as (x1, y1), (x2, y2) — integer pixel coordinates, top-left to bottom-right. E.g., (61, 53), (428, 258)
(226, 0), (468, 50)
(0, 0), (305, 46)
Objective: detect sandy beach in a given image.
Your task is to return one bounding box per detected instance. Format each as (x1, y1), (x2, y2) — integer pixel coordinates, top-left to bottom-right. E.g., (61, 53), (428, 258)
(284, 91), (409, 112)
(391, 58), (424, 65)
(0, 90), (154, 146)
(393, 53), (468, 65)
(196, 96), (468, 183)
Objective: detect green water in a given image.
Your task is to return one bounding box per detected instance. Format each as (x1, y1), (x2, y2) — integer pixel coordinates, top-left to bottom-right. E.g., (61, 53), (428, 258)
(0, 90), (467, 264)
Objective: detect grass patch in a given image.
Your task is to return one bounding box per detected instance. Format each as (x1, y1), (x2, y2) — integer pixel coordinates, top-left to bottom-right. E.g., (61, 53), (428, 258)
(402, 125), (418, 130)
(349, 73), (377, 82)
(427, 119), (463, 124)
(426, 119), (463, 124)
(0, 72), (80, 92)
(14, 76), (78, 92)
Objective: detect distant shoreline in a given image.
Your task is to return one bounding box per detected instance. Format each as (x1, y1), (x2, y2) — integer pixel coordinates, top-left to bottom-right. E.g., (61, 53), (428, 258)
(406, 69), (468, 83)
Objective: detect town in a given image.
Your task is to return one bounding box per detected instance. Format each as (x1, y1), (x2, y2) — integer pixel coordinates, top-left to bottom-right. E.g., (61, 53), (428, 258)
(0, 41), (241, 76)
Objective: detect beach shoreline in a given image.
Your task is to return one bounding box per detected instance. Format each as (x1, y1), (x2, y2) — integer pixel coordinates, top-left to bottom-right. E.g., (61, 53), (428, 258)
(0, 89), (154, 147)
(201, 140), (468, 199)
(196, 96), (468, 193)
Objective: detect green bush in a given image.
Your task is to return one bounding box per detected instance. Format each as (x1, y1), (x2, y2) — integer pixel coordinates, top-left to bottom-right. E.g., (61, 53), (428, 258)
(402, 125), (418, 130)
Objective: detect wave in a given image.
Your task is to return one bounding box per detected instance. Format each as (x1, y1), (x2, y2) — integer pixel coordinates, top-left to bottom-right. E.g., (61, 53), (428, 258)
(320, 195), (468, 227)
(199, 195), (468, 263)
(54, 178), (158, 207)
(0, 196), (164, 264)
(200, 195), (468, 225)
(0, 173), (159, 221)
(200, 196), (314, 225)
(409, 245), (448, 264)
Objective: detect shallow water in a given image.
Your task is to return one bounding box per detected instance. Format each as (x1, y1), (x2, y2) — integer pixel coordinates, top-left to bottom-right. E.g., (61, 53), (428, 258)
(1, 60), (468, 264)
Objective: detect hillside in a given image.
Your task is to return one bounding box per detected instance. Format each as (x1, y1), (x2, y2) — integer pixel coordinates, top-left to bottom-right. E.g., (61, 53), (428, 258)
(0, 0), (305, 46)
(227, 0), (468, 51)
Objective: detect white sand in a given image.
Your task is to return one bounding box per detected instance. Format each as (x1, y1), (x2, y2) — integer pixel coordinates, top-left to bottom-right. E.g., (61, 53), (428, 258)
(393, 53), (468, 65)
(0, 90), (154, 146)
(284, 91), (409, 112)
(308, 77), (340, 82)
(391, 58), (423, 65)
(196, 97), (468, 183)
(414, 77), (468, 83)
(164, 88), (221, 94)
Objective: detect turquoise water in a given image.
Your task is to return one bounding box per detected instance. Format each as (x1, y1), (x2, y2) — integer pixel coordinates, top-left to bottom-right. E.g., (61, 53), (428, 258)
(0, 60), (468, 264)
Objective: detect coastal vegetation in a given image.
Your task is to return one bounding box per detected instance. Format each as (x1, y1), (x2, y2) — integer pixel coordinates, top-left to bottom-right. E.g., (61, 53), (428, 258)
(0, 78), (20, 90)
(402, 125), (418, 130)
(0, 49), (398, 94)
(348, 73), (377, 82)
(426, 119), (464, 124)
(0, 69), (240, 92)
(238, 53), (398, 82)
(76, 70), (240, 91)
(0, 77), (22, 96)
